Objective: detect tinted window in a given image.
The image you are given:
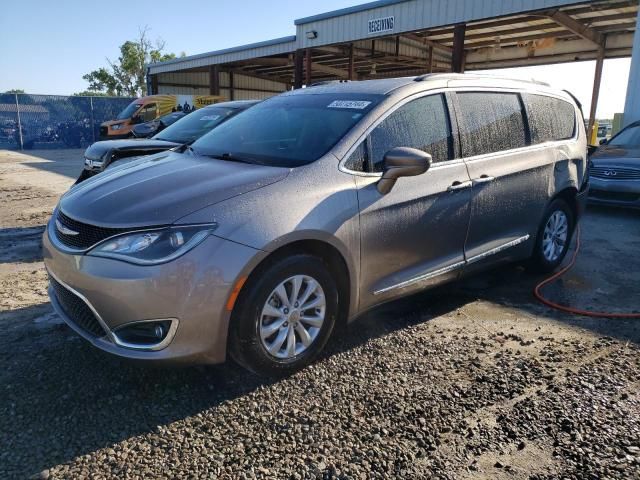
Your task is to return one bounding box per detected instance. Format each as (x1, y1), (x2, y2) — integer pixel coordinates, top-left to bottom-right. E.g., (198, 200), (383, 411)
(369, 94), (452, 172)
(159, 112), (185, 127)
(608, 124), (640, 146)
(457, 92), (527, 157)
(117, 101), (143, 120)
(192, 93), (383, 168)
(154, 106), (237, 144)
(524, 94), (576, 143)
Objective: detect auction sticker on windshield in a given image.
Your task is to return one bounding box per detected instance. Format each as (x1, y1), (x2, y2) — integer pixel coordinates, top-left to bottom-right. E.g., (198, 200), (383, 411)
(327, 100), (372, 109)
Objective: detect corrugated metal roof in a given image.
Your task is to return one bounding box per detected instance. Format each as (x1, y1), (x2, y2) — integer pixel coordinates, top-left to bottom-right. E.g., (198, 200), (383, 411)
(296, 0), (591, 48)
(294, 0), (410, 25)
(148, 36), (297, 74)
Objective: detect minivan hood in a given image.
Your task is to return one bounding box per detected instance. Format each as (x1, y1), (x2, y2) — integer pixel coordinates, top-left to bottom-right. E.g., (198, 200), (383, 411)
(60, 151), (289, 227)
(84, 139), (179, 161)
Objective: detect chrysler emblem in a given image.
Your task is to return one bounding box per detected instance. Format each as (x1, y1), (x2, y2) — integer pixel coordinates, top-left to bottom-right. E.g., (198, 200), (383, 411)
(603, 170), (617, 177)
(55, 219), (79, 236)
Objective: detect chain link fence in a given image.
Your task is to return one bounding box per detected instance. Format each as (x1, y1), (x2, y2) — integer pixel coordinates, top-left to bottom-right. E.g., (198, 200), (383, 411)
(0, 93), (135, 150)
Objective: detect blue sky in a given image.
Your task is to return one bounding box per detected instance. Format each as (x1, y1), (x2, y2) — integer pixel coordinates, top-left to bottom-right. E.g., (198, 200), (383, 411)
(0, 0), (632, 117)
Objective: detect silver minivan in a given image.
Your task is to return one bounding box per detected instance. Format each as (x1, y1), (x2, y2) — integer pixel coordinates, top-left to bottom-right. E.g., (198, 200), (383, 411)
(44, 74), (588, 375)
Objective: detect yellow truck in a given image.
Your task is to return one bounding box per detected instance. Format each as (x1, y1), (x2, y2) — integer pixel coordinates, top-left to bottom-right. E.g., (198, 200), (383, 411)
(100, 94), (223, 139)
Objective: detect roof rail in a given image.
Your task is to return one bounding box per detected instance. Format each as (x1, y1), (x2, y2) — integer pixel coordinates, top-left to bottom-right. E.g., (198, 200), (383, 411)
(414, 72), (551, 87)
(309, 79), (351, 87)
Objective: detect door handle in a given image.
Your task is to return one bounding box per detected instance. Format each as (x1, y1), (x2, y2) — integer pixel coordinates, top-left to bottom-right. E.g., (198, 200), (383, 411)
(447, 180), (472, 192)
(473, 175), (495, 184)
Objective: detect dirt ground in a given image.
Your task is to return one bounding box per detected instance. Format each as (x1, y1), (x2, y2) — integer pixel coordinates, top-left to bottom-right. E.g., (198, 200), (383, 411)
(1, 149), (639, 479)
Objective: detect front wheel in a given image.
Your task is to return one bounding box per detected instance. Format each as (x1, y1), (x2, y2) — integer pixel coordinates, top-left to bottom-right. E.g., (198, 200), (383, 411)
(229, 254), (338, 376)
(528, 198), (575, 273)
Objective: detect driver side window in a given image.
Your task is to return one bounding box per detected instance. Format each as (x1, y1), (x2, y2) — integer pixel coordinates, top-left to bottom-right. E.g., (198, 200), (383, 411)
(369, 94), (453, 172)
(141, 103), (158, 122)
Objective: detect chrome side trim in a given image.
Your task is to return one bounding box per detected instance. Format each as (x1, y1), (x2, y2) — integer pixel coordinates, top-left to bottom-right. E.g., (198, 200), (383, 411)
(373, 260), (466, 295)
(112, 318), (179, 351)
(465, 235), (530, 266)
(373, 234), (531, 296)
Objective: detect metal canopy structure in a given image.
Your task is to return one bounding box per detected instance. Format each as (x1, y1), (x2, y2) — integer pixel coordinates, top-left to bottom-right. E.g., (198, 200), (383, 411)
(146, 0), (640, 129)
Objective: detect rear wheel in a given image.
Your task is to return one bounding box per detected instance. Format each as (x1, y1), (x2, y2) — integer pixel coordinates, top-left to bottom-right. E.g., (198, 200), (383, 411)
(528, 198), (574, 273)
(229, 254), (338, 376)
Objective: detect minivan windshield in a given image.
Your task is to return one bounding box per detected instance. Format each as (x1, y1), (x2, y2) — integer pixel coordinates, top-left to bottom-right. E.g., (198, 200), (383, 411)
(154, 106), (238, 144)
(191, 93), (383, 167)
(117, 101), (143, 120)
(609, 124), (640, 146)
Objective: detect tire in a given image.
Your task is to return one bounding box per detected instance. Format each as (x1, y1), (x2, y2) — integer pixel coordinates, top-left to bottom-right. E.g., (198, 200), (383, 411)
(528, 198), (575, 273)
(229, 254), (339, 376)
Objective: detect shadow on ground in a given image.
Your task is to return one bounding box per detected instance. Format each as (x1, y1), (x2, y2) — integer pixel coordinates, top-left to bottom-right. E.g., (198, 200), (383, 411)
(1, 205), (638, 477)
(0, 225), (45, 264)
(1, 289), (473, 477)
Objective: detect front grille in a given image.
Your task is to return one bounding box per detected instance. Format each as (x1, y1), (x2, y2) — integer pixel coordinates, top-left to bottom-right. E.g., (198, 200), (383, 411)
(49, 275), (106, 338)
(591, 166), (640, 180)
(54, 211), (128, 250)
(99, 126), (108, 139)
(590, 189), (640, 202)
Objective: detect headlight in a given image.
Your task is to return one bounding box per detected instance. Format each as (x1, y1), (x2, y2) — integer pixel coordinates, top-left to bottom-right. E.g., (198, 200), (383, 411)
(111, 124), (123, 131)
(87, 224), (215, 265)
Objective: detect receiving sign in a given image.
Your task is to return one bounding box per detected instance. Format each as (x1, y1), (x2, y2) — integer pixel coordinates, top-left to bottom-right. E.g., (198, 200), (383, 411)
(368, 16), (395, 34)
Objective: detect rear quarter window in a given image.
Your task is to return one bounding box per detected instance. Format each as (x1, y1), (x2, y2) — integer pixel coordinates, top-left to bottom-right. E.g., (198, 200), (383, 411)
(456, 92), (528, 157)
(524, 94), (576, 143)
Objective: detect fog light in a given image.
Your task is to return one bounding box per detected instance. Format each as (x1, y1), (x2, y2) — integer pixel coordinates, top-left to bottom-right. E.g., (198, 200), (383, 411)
(154, 325), (165, 338)
(113, 319), (175, 349)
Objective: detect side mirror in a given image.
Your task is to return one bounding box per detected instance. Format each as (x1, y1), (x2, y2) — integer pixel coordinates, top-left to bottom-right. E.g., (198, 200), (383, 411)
(132, 115), (143, 124)
(599, 138), (608, 145)
(377, 147), (431, 194)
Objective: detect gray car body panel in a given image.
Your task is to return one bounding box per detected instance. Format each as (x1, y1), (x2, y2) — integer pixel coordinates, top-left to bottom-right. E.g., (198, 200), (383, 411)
(61, 151), (290, 227)
(589, 145), (640, 208)
(44, 74), (587, 364)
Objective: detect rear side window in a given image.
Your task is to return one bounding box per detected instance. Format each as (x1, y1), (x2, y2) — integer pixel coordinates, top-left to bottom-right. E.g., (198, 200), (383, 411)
(524, 94), (576, 143)
(457, 92), (528, 157)
(369, 94), (453, 172)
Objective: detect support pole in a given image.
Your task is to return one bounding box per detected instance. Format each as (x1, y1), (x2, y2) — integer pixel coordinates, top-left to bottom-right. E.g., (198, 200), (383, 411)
(305, 48), (312, 86)
(294, 49), (304, 89)
(427, 46), (434, 73)
(452, 23), (466, 73)
(623, 6), (640, 126)
(209, 65), (220, 96)
(229, 71), (235, 100)
(588, 46), (605, 142)
(348, 43), (355, 80)
(150, 74), (158, 95)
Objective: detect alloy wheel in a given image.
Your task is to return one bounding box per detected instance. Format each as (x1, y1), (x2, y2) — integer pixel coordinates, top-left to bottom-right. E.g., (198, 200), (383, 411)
(542, 210), (569, 262)
(259, 275), (326, 359)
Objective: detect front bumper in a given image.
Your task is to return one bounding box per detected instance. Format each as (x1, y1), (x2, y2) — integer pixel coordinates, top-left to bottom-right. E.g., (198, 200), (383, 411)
(588, 177), (640, 209)
(43, 223), (265, 364)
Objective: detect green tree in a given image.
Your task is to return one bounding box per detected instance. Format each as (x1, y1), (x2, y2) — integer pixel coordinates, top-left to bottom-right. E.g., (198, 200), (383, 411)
(82, 27), (184, 97)
(73, 90), (110, 97)
(4, 89), (25, 94)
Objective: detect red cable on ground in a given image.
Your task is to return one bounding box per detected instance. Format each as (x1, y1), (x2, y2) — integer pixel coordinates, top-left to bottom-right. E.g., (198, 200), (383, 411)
(533, 224), (640, 319)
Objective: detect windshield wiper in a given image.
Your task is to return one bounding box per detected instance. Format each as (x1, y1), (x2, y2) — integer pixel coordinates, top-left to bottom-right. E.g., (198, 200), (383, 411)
(173, 144), (195, 155)
(207, 152), (259, 165)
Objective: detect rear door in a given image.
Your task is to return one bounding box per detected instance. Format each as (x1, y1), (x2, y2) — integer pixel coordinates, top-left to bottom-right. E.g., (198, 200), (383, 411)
(453, 90), (552, 267)
(352, 92), (472, 310)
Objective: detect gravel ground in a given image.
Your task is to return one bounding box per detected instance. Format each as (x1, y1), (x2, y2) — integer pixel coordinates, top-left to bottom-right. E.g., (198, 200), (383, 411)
(1, 149), (639, 479)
